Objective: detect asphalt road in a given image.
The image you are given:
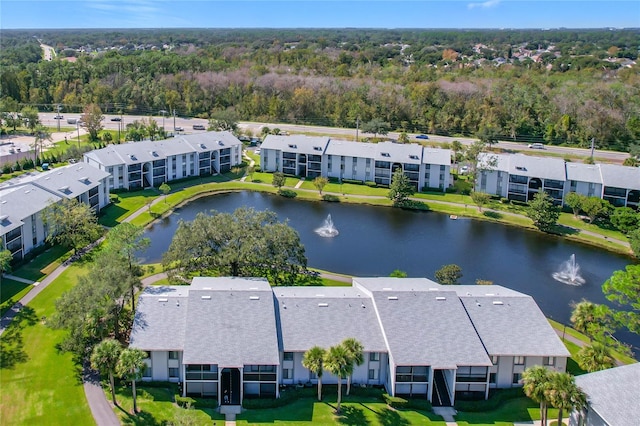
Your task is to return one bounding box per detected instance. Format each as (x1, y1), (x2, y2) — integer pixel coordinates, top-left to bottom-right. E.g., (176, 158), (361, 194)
(37, 113), (629, 164)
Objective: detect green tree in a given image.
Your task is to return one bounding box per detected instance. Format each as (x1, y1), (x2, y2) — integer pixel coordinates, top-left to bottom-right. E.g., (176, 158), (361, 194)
(361, 118), (389, 138)
(576, 341), (615, 372)
(341, 338), (364, 396)
(90, 338), (123, 405)
(570, 299), (615, 341)
(544, 371), (587, 426)
(117, 348), (148, 414)
(522, 365), (551, 426)
(272, 171), (286, 189)
(451, 140), (463, 164)
(470, 191), (491, 212)
(476, 124), (500, 149)
(246, 165), (256, 181)
(390, 269), (407, 278)
(105, 223), (149, 312)
(159, 182), (171, 203)
(162, 208), (308, 285)
(387, 168), (414, 207)
(580, 196), (611, 224)
(302, 346), (326, 401)
(32, 125), (52, 163)
(20, 106), (40, 133)
(526, 192), (560, 232)
(0, 249), (12, 284)
(629, 228), (640, 259)
(43, 198), (103, 255)
(602, 264), (640, 335)
(324, 344), (351, 414)
(564, 192), (584, 217)
(81, 103), (105, 141)
(610, 207), (640, 234)
(398, 132), (409, 143)
(435, 264), (463, 285)
(313, 176), (328, 196)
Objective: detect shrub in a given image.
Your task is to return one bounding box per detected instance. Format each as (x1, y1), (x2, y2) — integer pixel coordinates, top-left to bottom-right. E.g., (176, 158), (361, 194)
(383, 393), (408, 408)
(242, 387), (315, 409)
(175, 395), (196, 408)
(454, 387), (524, 412)
(254, 166), (261, 172)
(322, 194), (340, 202)
(365, 181), (377, 188)
(278, 189), (297, 198)
(405, 398), (433, 411)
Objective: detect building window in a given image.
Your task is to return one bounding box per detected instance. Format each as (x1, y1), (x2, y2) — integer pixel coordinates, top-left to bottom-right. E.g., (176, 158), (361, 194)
(514, 356), (525, 365)
(169, 351), (179, 360)
(369, 352), (380, 362)
(143, 366), (152, 378)
(489, 373), (496, 384)
(543, 357), (554, 366)
(283, 369), (292, 379)
(169, 368), (179, 378)
(368, 369), (377, 380)
(513, 373), (522, 384)
(283, 352), (294, 361)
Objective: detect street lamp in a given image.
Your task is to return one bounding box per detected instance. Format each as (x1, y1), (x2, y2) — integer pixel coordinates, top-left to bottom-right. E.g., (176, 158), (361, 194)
(159, 109), (167, 132)
(76, 121), (80, 149)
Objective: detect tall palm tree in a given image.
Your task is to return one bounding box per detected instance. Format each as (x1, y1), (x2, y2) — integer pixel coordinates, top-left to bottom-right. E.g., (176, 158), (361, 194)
(576, 342), (616, 372)
(324, 344), (351, 414)
(90, 338), (123, 405)
(522, 365), (551, 425)
(570, 299), (613, 341)
(545, 372), (587, 426)
(341, 338), (364, 396)
(302, 346), (326, 401)
(116, 348), (147, 414)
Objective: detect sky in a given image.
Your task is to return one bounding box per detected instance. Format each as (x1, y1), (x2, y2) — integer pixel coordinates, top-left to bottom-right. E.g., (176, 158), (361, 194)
(1, 0), (638, 30)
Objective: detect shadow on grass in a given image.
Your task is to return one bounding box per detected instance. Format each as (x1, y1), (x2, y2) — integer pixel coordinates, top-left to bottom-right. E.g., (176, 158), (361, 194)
(552, 224), (580, 236)
(483, 210), (503, 219)
(0, 305), (37, 369)
(99, 204), (130, 227)
(376, 407), (411, 426)
(118, 407), (164, 426)
(336, 404), (370, 425)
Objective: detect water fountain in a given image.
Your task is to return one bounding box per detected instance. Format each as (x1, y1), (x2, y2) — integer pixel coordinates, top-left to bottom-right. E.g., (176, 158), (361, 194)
(315, 214), (339, 238)
(552, 254), (585, 285)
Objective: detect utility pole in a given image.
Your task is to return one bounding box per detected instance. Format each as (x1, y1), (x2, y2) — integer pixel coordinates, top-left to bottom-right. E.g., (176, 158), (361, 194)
(160, 109), (167, 132)
(76, 121), (80, 149)
(590, 137), (595, 160)
(56, 104), (61, 132)
(356, 116), (359, 142)
(173, 109), (176, 132)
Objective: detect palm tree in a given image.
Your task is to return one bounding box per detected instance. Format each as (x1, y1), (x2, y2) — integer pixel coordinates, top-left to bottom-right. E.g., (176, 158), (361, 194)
(33, 125), (52, 163)
(576, 342), (616, 372)
(545, 372), (587, 426)
(90, 338), (123, 405)
(341, 338), (364, 396)
(116, 348), (147, 414)
(570, 299), (613, 341)
(324, 344), (351, 414)
(522, 365), (551, 426)
(302, 346), (326, 401)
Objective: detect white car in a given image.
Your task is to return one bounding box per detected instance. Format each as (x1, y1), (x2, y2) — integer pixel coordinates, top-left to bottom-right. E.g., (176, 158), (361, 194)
(459, 166), (469, 174)
(528, 143), (545, 149)
(255, 148), (261, 154)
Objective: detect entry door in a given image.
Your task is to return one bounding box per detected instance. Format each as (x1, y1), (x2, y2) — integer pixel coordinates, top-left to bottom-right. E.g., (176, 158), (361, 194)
(221, 368), (241, 405)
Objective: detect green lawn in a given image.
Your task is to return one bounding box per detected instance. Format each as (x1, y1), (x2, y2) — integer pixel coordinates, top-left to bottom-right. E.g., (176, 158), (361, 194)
(10, 244), (69, 282)
(0, 278), (33, 315)
(99, 188), (159, 227)
(0, 264), (94, 425)
(455, 397), (559, 426)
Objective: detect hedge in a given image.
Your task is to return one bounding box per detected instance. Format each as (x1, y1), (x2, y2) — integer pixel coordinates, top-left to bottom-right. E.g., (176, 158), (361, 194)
(454, 387), (524, 412)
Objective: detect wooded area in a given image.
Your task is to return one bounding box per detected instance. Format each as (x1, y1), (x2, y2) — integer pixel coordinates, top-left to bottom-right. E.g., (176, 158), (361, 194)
(1, 28), (638, 151)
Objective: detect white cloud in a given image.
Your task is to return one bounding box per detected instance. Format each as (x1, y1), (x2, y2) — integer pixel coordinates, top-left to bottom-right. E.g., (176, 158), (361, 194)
(468, 0), (501, 9)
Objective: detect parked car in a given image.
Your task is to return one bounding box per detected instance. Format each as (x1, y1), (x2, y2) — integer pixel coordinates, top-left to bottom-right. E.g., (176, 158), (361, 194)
(416, 134), (429, 140)
(528, 143), (545, 149)
(193, 124), (206, 130)
(110, 117), (122, 121)
(54, 115), (63, 119)
(67, 118), (77, 124)
(459, 166), (470, 175)
(175, 126), (184, 132)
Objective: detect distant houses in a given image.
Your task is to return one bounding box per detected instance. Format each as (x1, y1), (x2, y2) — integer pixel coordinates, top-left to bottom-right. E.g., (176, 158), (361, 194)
(129, 276), (569, 407)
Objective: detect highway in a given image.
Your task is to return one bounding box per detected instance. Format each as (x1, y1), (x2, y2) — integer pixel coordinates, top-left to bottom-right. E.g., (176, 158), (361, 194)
(37, 113), (630, 164)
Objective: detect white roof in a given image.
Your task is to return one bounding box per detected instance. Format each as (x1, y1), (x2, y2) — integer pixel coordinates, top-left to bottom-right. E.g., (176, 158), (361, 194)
(325, 139), (378, 158)
(260, 135), (330, 155)
(565, 163), (603, 184)
(599, 163), (640, 190)
(31, 163), (109, 199)
(0, 184), (62, 236)
(507, 154), (567, 181)
(375, 141), (423, 164)
(423, 147), (452, 166)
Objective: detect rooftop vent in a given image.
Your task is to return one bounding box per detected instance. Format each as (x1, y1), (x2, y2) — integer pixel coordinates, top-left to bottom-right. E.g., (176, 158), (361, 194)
(288, 144), (297, 149)
(58, 186), (70, 192)
(387, 296), (398, 300)
(429, 288), (439, 291)
(515, 166), (526, 171)
(382, 287), (392, 291)
(249, 287), (259, 290)
(201, 295), (211, 300)
(0, 215), (8, 221)
(249, 296), (260, 300)
(485, 293), (495, 296)
(409, 155), (419, 160)
(436, 296), (446, 301)
(129, 154), (137, 161)
(150, 151), (159, 157)
(315, 294), (325, 297)
(158, 298), (168, 302)
(78, 176), (89, 183)
(381, 152), (390, 157)
(493, 301), (504, 305)
(199, 143), (207, 149)
(318, 303), (329, 307)
(218, 141), (224, 146)
(24, 189), (30, 194)
(313, 146), (323, 151)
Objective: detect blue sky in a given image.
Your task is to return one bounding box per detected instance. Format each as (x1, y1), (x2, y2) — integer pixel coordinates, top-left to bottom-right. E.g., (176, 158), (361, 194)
(1, 1), (638, 29)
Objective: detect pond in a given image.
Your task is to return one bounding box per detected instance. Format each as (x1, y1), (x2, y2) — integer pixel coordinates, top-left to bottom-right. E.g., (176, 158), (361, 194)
(141, 191), (638, 352)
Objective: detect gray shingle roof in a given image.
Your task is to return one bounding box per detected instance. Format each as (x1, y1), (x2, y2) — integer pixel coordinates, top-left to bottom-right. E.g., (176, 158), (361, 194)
(460, 295), (569, 357)
(182, 277), (280, 367)
(0, 184), (62, 235)
(575, 362), (640, 426)
(375, 141), (423, 164)
(423, 147), (452, 166)
(129, 286), (190, 351)
(31, 163), (109, 199)
(354, 278), (491, 368)
(507, 154), (567, 181)
(565, 163), (602, 184)
(261, 135), (330, 155)
(274, 286), (387, 352)
(324, 139), (378, 158)
(599, 163), (640, 190)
